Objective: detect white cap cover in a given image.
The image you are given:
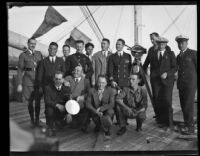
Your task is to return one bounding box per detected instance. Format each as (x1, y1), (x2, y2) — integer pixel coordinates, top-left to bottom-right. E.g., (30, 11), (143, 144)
(65, 100), (80, 115)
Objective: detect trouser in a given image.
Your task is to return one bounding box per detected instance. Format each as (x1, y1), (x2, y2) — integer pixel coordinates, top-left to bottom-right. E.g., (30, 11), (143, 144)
(45, 106), (66, 129)
(22, 85), (42, 122)
(89, 108), (114, 132)
(179, 85), (196, 128)
(156, 82), (174, 127)
(116, 104), (146, 128)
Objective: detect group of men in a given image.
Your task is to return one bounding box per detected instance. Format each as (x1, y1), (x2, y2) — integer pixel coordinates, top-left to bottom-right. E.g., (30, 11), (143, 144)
(16, 32), (197, 138)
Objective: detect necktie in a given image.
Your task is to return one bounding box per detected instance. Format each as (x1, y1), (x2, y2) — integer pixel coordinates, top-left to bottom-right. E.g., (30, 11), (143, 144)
(159, 52), (162, 62)
(180, 51), (184, 57)
(75, 78), (79, 84)
(98, 90), (103, 101)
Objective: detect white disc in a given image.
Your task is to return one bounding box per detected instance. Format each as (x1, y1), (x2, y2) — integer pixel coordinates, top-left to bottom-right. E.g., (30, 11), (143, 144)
(65, 100), (80, 115)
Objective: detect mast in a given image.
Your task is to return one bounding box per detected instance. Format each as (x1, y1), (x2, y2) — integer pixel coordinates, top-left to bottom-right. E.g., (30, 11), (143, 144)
(134, 5), (142, 45)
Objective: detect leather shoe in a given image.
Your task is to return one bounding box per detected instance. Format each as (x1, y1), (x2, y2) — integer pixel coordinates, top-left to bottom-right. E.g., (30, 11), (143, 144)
(117, 127), (126, 136)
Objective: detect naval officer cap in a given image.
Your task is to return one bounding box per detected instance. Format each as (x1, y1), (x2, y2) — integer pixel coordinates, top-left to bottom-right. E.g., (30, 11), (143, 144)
(175, 35), (189, 42)
(129, 44), (147, 53)
(156, 37), (169, 43)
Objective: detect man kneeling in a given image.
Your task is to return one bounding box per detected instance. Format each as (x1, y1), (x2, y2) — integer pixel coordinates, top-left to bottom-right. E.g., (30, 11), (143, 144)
(86, 75), (115, 139)
(116, 73), (148, 136)
(44, 71), (71, 136)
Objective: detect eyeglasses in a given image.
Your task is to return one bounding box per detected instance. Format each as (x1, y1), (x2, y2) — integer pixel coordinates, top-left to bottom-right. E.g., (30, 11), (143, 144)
(55, 78), (62, 80)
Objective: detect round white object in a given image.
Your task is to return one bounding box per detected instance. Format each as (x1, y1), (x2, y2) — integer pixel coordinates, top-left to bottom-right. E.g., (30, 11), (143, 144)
(65, 100), (80, 115)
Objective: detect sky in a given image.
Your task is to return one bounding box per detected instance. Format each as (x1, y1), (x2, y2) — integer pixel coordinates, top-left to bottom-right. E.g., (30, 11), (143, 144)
(8, 5), (197, 63)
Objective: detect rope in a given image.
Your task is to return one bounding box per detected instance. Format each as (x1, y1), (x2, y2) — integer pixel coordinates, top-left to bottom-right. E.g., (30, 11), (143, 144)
(55, 6), (101, 42)
(161, 6), (187, 36)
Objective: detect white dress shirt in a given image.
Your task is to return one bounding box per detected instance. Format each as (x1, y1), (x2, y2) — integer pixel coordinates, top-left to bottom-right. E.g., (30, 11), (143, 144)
(49, 56), (56, 63)
(117, 51), (123, 57)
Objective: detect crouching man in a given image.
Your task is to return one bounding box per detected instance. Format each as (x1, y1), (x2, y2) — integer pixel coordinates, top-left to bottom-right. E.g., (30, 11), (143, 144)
(116, 73), (148, 135)
(44, 71), (71, 136)
(64, 65), (90, 132)
(86, 75), (115, 139)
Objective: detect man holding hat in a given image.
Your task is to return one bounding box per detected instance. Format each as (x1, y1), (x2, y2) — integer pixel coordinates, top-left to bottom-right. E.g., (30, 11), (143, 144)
(144, 37), (177, 130)
(175, 35), (197, 135)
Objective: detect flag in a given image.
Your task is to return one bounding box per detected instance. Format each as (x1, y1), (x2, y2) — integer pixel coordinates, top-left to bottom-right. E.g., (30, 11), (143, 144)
(32, 6), (67, 38)
(65, 28), (91, 48)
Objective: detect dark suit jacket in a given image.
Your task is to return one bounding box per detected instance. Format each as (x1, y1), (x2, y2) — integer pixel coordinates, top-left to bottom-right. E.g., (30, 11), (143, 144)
(176, 48), (197, 90)
(86, 86), (115, 114)
(65, 52), (93, 79)
(44, 84), (71, 108)
(107, 52), (132, 87)
(37, 56), (66, 88)
(143, 48), (177, 86)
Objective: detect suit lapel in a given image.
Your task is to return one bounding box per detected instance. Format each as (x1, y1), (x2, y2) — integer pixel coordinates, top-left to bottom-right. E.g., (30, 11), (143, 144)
(93, 88), (100, 108)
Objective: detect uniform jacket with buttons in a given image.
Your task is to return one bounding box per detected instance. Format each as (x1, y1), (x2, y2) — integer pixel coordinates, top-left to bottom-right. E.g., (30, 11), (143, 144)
(17, 50), (43, 86)
(176, 48), (197, 90)
(92, 51), (112, 85)
(143, 48), (177, 86)
(37, 56), (66, 88)
(65, 52), (93, 79)
(107, 52), (132, 87)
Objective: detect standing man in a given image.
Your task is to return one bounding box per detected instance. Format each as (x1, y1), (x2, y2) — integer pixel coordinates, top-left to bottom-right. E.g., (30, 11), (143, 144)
(86, 75), (115, 139)
(175, 35), (197, 135)
(17, 37), (43, 127)
(37, 42), (66, 125)
(85, 42), (94, 62)
(65, 40), (93, 79)
(62, 44), (70, 62)
(44, 71), (71, 136)
(107, 38), (132, 125)
(115, 73), (148, 135)
(92, 38), (112, 86)
(64, 65), (91, 132)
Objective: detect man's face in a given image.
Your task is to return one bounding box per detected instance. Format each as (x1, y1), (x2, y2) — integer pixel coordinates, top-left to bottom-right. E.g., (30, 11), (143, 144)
(73, 66), (83, 78)
(48, 45), (58, 56)
(86, 46), (94, 56)
(76, 43), (84, 53)
(177, 40), (188, 51)
(27, 39), (36, 51)
(63, 46), (70, 57)
(116, 40), (124, 51)
(129, 75), (140, 88)
(158, 42), (167, 51)
(150, 35), (158, 46)
(101, 41), (109, 51)
(54, 73), (64, 86)
(97, 77), (107, 90)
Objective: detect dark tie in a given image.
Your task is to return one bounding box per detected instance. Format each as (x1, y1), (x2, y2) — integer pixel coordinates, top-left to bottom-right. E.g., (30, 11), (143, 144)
(159, 52), (162, 62)
(180, 51), (184, 57)
(98, 90), (103, 101)
(75, 78), (79, 84)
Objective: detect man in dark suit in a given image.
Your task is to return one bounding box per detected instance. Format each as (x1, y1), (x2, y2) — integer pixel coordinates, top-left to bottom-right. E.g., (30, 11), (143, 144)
(175, 35), (197, 135)
(37, 42), (66, 90)
(85, 42), (94, 62)
(107, 38), (132, 125)
(62, 44), (70, 62)
(115, 73), (148, 135)
(86, 75), (115, 139)
(17, 37), (43, 127)
(64, 65), (91, 132)
(92, 38), (112, 86)
(65, 40), (93, 79)
(44, 71), (71, 136)
(144, 37), (177, 130)
(143, 32), (171, 120)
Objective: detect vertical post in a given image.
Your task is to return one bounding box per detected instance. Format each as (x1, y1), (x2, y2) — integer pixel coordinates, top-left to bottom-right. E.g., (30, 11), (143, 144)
(134, 5), (142, 45)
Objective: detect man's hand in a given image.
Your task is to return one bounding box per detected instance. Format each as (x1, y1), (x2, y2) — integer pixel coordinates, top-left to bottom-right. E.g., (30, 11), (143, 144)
(161, 72), (167, 79)
(137, 108), (145, 114)
(96, 107), (103, 117)
(111, 81), (117, 88)
(126, 107), (133, 116)
(64, 114), (72, 123)
(174, 72), (178, 80)
(56, 104), (65, 113)
(63, 80), (70, 87)
(77, 95), (85, 102)
(17, 84), (23, 93)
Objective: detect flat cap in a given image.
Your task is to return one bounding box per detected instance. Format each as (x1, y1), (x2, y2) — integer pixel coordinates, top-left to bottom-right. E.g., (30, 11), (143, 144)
(156, 37), (169, 43)
(175, 35), (189, 42)
(128, 44), (147, 53)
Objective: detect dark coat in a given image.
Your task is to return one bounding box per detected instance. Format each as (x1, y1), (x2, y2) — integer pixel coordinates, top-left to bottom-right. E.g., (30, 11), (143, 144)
(37, 56), (66, 88)
(107, 52), (132, 87)
(176, 48), (197, 90)
(44, 84), (71, 108)
(86, 86), (115, 114)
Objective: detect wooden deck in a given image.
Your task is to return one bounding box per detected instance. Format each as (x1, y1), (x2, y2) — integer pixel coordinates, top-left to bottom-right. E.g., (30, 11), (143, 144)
(9, 82), (198, 152)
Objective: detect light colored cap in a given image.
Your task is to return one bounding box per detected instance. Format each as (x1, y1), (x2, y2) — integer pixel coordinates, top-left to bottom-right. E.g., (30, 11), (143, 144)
(175, 35), (189, 42)
(156, 37), (169, 43)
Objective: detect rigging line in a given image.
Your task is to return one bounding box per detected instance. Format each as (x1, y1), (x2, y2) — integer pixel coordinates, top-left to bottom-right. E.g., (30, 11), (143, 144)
(81, 6), (102, 42)
(161, 6), (187, 36)
(163, 6), (182, 34)
(86, 6), (104, 39)
(112, 6), (124, 50)
(56, 6), (101, 42)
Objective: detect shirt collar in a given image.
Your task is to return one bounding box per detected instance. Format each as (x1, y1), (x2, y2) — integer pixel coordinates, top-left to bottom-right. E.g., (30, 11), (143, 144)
(49, 56), (56, 61)
(129, 86), (140, 95)
(117, 51), (123, 56)
(55, 84), (62, 90)
(27, 49), (33, 55)
(181, 48), (188, 53)
(74, 77), (81, 82)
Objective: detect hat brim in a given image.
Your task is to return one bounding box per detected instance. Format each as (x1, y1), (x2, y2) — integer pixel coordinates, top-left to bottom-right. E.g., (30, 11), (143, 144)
(176, 38), (189, 42)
